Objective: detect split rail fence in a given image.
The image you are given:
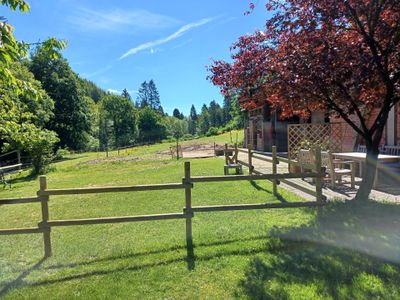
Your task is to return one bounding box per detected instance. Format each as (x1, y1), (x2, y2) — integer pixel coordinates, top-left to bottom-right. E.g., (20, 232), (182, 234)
(233, 145), (326, 199)
(0, 148), (326, 258)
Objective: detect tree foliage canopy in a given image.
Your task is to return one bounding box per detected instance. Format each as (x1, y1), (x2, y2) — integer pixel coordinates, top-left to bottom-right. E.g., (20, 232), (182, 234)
(209, 0), (400, 200)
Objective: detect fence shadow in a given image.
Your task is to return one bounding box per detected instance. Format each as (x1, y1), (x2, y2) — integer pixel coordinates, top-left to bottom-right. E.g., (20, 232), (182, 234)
(0, 235), (269, 297)
(238, 201), (400, 299)
(0, 257), (47, 298)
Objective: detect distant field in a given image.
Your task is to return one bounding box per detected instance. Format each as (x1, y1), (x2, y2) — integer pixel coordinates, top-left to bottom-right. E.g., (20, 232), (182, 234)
(0, 131), (399, 299)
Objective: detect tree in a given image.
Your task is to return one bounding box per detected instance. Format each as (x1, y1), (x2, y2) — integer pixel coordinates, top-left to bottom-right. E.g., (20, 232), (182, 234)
(99, 95), (137, 148)
(173, 108), (184, 119)
(30, 46), (92, 150)
(222, 96), (232, 124)
(208, 100), (223, 128)
(198, 104), (210, 135)
(0, 62), (59, 174)
(188, 104), (198, 135)
(137, 107), (167, 143)
(136, 80), (164, 114)
(0, 1), (65, 174)
(148, 80), (163, 114)
(121, 88), (131, 100)
(210, 0), (400, 201)
(79, 78), (106, 102)
(136, 81), (150, 108)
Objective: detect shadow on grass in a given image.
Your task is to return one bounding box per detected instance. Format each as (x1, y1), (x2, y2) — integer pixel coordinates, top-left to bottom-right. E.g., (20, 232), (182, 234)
(239, 201), (400, 299)
(2, 201), (400, 298)
(0, 235), (269, 297)
(249, 180), (288, 203)
(0, 258), (47, 298)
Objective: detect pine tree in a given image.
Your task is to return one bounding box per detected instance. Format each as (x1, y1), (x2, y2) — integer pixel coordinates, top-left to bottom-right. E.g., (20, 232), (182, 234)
(121, 88), (131, 100)
(173, 108), (183, 119)
(188, 104), (198, 135)
(198, 104), (210, 134)
(136, 81), (150, 108)
(148, 80), (163, 114)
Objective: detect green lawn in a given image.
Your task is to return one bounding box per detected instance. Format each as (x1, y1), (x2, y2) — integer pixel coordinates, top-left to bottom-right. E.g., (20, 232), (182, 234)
(1, 132), (399, 299)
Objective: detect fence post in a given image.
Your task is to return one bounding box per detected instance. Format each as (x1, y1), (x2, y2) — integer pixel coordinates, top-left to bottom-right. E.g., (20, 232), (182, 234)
(234, 143), (238, 164)
(214, 141), (216, 157)
(224, 144), (229, 165)
(272, 145), (278, 196)
(183, 162), (193, 249)
(38, 176), (52, 257)
(17, 150), (21, 170)
(247, 144), (253, 174)
(176, 139), (180, 160)
(314, 147), (324, 205)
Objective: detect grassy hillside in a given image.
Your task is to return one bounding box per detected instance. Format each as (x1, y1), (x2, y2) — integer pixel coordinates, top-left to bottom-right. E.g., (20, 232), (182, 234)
(0, 131), (399, 299)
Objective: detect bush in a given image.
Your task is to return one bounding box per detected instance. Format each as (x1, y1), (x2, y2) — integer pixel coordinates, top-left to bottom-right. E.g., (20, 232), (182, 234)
(54, 148), (71, 161)
(181, 134), (194, 141)
(206, 127), (219, 137)
(25, 129), (59, 175)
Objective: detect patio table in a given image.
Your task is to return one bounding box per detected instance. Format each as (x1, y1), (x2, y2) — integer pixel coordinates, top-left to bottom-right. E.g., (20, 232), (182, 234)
(332, 152), (400, 187)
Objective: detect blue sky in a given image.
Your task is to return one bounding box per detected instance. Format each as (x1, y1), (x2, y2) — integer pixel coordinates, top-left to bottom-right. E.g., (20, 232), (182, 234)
(5, 0), (269, 115)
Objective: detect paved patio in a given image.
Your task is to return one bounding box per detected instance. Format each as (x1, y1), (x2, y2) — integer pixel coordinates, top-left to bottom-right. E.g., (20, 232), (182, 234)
(236, 150), (400, 203)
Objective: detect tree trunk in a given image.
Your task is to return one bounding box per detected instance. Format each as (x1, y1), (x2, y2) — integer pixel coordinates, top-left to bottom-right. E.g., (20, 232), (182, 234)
(354, 140), (379, 201)
(354, 117), (389, 201)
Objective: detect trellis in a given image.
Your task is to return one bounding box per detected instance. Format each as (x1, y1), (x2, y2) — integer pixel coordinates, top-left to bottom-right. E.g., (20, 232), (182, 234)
(288, 123), (343, 162)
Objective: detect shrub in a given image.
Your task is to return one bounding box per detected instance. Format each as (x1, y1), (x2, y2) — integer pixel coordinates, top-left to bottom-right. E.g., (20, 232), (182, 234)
(54, 148), (70, 161)
(206, 127), (219, 136)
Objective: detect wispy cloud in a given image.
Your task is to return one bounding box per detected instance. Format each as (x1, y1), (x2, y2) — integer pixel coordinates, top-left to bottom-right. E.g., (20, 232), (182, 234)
(107, 89), (138, 95)
(120, 17), (215, 59)
(107, 89), (120, 94)
(69, 7), (179, 32)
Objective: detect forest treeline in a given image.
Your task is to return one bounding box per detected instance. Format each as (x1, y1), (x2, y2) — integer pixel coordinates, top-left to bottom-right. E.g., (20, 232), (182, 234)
(1, 44), (244, 173)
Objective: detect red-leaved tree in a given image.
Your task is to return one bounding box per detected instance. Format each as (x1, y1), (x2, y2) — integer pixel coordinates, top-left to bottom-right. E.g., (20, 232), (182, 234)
(209, 0), (400, 201)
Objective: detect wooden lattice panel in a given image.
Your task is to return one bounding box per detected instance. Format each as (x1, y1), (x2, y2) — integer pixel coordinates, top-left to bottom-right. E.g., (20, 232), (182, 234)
(288, 123), (343, 161)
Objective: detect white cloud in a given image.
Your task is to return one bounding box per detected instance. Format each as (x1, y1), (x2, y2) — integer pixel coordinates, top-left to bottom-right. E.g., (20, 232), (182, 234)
(107, 89), (120, 94)
(120, 17), (215, 59)
(107, 89), (138, 95)
(69, 7), (179, 32)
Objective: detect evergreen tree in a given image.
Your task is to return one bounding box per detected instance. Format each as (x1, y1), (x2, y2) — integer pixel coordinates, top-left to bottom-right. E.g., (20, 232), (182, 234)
(208, 100), (222, 127)
(78, 78), (106, 102)
(121, 88), (131, 100)
(198, 104), (210, 134)
(188, 105), (198, 135)
(136, 80), (164, 114)
(148, 80), (163, 114)
(222, 96), (232, 124)
(173, 108), (184, 119)
(136, 81), (150, 108)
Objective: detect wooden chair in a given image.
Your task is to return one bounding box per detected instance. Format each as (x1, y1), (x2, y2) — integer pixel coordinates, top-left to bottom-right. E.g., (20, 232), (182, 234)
(224, 144), (242, 175)
(321, 151), (355, 188)
(298, 149), (314, 174)
(357, 145), (367, 153)
(381, 145), (400, 156)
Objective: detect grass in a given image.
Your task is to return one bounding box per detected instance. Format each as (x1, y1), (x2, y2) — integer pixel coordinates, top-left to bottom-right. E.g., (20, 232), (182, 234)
(0, 131), (399, 299)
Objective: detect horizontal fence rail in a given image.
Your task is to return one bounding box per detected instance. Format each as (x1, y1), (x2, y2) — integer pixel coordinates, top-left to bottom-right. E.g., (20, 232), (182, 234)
(0, 148), (326, 258)
(39, 183), (187, 196)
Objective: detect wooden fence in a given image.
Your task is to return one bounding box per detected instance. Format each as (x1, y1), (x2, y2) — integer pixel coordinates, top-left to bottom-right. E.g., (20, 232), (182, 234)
(234, 145), (326, 199)
(0, 151), (325, 258)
